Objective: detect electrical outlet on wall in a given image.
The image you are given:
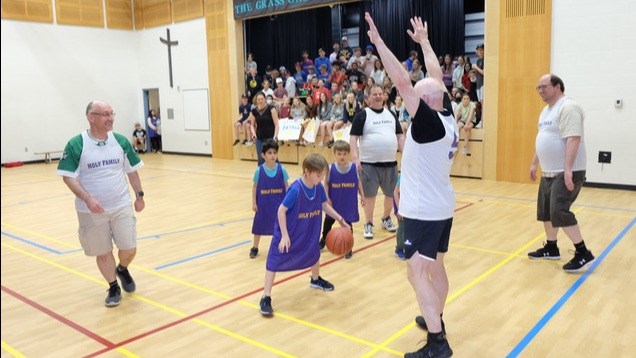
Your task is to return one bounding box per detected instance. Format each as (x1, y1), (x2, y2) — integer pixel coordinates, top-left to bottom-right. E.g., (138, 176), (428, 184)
(598, 151), (611, 164)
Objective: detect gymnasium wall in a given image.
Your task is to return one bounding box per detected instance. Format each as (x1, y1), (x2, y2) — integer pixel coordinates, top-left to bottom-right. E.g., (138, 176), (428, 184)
(551, 0), (636, 186)
(0, 17), (210, 163)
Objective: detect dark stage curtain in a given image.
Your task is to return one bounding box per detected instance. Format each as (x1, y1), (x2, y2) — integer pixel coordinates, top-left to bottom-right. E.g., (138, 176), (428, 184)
(245, 7), (333, 77)
(244, 1), (464, 77)
(363, 0), (465, 64)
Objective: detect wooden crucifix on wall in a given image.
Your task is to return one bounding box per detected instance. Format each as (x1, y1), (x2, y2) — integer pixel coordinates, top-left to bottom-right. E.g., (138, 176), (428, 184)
(160, 28), (179, 88)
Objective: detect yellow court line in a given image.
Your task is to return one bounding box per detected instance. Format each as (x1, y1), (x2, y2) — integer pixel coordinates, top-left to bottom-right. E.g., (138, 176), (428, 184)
(450, 243), (525, 258)
(1, 222), (80, 249)
(2, 243), (104, 285)
(2, 243), (294, 358)
(116, 348), (140, 358)
(364, 207), (587, 356)
(134, 265), (402, 355)
(5, 241), (393, 356)
(1, 340), (26, 358)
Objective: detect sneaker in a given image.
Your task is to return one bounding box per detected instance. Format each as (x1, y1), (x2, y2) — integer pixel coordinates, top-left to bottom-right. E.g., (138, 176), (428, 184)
(116, 265), (136, 293)
(381, 216), (397, 232)
(415, 315), (446, 336)
(563, 249), (595, 273)
(395, 248), (406, 260)
(249, 247), (259, 259)
(242, 139), (248, 145)
(310, 276), (334, 291)
(404, 339), (453, 358)
(462, 146), (471, 156)
(345, 251), (353, 259)
(259, 296), (273, 316)
(232, 139), (240, 146)
(363, 222), (374, 239)
(528, 242), (561, 260)
(245, 141), (254, 146)
(319, 236), (326, 250)
(105, 285), (122, 307)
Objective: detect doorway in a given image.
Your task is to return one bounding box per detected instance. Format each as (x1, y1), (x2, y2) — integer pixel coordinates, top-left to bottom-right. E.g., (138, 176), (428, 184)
(143, 88), (160, 152)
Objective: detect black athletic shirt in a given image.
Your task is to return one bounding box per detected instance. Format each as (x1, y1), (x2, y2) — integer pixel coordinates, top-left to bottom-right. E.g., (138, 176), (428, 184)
(410, 95), (454, 144)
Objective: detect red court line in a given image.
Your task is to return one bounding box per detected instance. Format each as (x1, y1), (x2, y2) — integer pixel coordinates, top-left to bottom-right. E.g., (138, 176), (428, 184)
(6, 203), (478, 357)
(1, 285), (116, 348)
(84, 234), (399, 357)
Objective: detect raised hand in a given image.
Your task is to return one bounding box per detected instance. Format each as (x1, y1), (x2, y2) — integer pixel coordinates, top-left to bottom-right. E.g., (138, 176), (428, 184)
(407, 16), (428, 44)
(364, 12), (381, 44)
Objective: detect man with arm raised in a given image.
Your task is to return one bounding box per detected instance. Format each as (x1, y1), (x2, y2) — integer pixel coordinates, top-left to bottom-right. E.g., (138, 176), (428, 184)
(365, 13), (457, 358)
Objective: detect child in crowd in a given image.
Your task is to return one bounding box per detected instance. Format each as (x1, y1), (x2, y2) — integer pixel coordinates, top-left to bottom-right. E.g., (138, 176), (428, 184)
(319, 140), (364, 259)
(393, 172), (405, 260)
(260, 153), (350, 316)
(234, 94), (253, 145)
(250, 139), (289, 259)
(132, 122), (147, 153)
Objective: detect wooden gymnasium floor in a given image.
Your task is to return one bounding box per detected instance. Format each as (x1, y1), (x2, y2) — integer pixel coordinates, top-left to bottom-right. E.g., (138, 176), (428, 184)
(2, 153), (635, 357)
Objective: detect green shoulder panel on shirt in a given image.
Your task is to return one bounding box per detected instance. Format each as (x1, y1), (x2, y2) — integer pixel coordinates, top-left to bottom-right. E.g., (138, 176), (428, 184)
(114, 132), (142, 167)
(57, 134), (84, 173)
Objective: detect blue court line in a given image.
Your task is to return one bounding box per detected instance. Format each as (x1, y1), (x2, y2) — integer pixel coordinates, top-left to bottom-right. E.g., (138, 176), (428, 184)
(0, 231), (71, 255)
(0, 217), (251, 255)
(507, 216), (636, 357)
(155, 240), (252, 270)
(137, 217), (252, 240)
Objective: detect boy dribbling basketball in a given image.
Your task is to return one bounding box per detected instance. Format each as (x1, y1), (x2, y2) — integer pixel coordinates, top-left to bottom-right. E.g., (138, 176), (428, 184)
(260, 153), (350, 316)
(319, 140), (365, 259)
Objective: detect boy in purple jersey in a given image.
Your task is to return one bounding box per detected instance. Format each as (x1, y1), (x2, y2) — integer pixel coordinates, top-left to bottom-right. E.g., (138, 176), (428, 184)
(259, 153), (350, 316)
(250, 139), (289, 258)
(319, 140), (365, 259)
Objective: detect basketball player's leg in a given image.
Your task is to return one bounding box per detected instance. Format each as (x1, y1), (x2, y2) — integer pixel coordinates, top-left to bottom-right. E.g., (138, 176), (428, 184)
(260, 270), (276, 315)
(407, 257), (443, 333)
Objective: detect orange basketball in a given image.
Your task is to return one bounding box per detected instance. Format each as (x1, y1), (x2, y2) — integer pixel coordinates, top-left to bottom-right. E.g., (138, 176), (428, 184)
(325, 227), (354, 256)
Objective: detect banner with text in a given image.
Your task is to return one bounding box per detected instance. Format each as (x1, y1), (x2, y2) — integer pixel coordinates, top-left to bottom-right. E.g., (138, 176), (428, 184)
(278, 118), (302, 141)
(233, 0), (358, 20)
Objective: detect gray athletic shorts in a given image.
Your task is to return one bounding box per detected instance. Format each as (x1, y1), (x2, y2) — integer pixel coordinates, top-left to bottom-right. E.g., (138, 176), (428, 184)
(360, 163), (398, 198)
(77, 205), (137, 256)
(403, 218), (453, 260)
(537, 170), (586, 227)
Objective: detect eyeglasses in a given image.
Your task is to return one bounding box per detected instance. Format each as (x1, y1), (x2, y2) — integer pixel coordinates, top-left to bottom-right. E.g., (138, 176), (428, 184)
(535, 84), (551, 92)
(90, 112), (116, 117)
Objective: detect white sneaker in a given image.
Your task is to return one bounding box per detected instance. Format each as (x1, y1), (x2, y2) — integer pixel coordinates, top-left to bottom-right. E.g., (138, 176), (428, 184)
(381, 216), (397, 232)
(245, 141), (254, 146)
(363, 222), (374, 239)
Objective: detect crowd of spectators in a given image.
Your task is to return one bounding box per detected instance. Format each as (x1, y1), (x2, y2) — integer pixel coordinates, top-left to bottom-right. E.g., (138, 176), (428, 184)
(236, 40), (484, 154)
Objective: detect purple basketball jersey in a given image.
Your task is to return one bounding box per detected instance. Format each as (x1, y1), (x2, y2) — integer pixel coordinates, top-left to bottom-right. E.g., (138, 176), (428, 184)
(266, 179), (324, 272)
(251, 164), (286, 235)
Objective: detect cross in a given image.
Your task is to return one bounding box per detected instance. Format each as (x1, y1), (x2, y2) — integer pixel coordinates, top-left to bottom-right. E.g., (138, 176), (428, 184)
(160, 28), (179, 88)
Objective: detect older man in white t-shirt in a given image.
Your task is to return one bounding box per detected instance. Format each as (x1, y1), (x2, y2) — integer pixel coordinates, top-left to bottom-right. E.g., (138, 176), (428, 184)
(349, 84), (405, 239)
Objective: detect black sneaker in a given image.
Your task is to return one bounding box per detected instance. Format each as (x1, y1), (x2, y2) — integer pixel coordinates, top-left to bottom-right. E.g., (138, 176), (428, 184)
(404, 339), (453, 358)
(310, 276), (334, 291)
(319, 237), (326, 250)
(232, 139), (240, 146)
(527, 242), (560, 260)
(259, 296), (273, 316)
(415, 316), (446, 336)
(105, 285), (122, 307)
(563, 249), (595, 273)
(345, 250), (353, 259)
(116, 265), (136, 293)
(249, 247), (258, 259)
